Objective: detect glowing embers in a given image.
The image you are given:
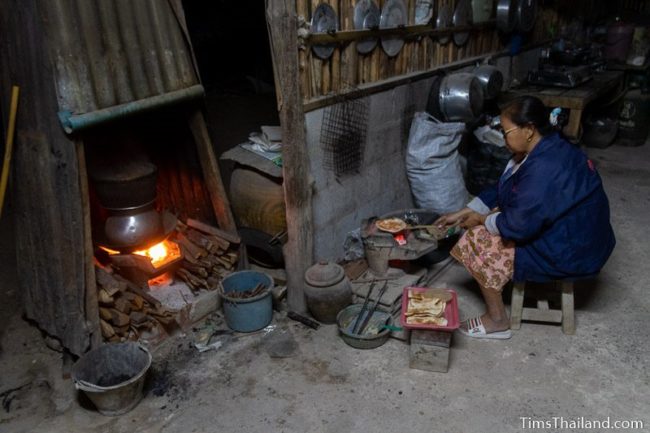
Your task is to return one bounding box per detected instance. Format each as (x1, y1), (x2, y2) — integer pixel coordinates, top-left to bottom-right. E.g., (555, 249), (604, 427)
(101, 239), (183, 289)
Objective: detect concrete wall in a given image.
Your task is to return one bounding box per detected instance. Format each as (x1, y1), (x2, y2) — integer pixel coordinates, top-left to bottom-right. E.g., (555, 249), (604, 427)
(306, 48), (541, 261)
(306, 78), (433, 260)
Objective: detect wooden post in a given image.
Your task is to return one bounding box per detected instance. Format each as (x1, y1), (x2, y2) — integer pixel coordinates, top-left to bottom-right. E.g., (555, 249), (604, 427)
(267, 0), (313, 312)
(187, 109), (237, 233)
(76, 139), (101, 349)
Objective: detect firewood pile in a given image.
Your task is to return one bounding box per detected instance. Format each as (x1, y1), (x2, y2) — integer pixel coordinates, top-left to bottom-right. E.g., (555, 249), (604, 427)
(95, 264), (174, 343)
(94, 218), (241, 343)
(174, 218), (240, 292)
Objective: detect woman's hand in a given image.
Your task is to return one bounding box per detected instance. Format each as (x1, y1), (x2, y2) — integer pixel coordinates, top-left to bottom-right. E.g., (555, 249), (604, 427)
(459, 211), (487, 229)
(434, 207), (473, 228)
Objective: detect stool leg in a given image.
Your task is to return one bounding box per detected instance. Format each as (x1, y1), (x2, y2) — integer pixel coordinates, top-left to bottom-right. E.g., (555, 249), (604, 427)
(510, 282), (525, 330)
(561, 282), (575, 335)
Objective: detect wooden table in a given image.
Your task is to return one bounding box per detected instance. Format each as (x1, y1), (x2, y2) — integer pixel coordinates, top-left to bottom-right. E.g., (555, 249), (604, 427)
(500, 70), (624, 140)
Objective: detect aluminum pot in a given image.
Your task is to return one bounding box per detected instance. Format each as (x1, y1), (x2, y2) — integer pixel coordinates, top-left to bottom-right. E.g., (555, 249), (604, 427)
(439, 72), (485, 122)
(473, 65), (504, 99)
(101, 203), (164, 251)
(90, 161), (158, 210)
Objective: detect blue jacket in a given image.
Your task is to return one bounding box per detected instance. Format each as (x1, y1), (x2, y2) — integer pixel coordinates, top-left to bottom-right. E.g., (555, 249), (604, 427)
(478, 133), (615, 282)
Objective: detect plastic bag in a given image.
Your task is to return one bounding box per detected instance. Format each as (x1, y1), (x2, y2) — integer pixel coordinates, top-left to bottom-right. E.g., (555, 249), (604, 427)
(405, 112), (468, 214)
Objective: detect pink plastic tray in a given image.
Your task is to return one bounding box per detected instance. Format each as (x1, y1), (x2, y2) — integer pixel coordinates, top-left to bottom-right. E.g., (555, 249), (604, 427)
(401, 286), (460, 331)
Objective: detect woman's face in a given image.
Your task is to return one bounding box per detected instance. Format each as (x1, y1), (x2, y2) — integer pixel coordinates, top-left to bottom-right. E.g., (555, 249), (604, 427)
(500, 115), (531, 155)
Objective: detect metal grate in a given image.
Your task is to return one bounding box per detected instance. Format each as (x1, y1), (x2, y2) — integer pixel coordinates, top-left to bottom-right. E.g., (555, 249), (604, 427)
(320, 99), (369, 177)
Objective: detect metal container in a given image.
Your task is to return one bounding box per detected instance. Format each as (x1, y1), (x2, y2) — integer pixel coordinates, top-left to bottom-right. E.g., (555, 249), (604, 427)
(72, 343), (151, 416)
(337, 304), (393, 349)
(618, 89), (650, 146)
(605, 21), (635, 63)
(90, 161), (158, 210)
(304, 261), (352, 323)
(439, 72), (485, 122)
(473, 65), (504, 99)
(496, 0), (516, 32)
(516, 0), (537, 33)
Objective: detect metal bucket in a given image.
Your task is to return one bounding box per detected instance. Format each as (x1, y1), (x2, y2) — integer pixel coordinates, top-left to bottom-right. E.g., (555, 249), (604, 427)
(439, 72), (485, 122)
(71, 343), (152, 416)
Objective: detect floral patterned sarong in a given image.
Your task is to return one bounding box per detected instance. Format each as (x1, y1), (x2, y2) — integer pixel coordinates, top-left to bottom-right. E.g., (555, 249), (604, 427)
(450, 225), (515, 292)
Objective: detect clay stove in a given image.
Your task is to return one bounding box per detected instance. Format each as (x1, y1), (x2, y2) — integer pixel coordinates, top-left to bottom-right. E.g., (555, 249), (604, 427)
(361, 212), (438, 277)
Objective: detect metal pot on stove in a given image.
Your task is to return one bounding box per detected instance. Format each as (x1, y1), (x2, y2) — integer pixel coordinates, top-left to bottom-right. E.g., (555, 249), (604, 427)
(90, 161), (169, 252)
(438, 72), (485, 122)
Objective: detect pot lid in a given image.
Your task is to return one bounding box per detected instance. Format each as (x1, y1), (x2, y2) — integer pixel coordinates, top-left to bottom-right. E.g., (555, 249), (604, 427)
(311, 3), (339, 60)
(435, 4), (452, 44)
(380, 0), (407, 57)
(305, 261), (345, 287)
(453, 0), (473, 46)
(354, 0), (380, 54)
(496, 0), (516, 33)
(516, 0), (537, 33)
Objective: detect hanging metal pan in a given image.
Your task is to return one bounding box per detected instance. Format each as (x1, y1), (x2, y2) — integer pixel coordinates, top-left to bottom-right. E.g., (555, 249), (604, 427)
(380, 0), (407, 57)
(452, 0), (473, 46)
(414, 0), (434, 25)
(439, 72), (485, 122)
(496, 0), (517, 32)
(516, 0), (537, 33)
(435, 4), (452, 44)
(473, 65), (504, 99)
(354, 0), (381, 54)
(311, 3), (339, 60)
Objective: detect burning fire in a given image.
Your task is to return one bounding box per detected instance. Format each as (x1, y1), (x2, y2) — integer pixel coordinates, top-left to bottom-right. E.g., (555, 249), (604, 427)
(100, 239), (181, 268)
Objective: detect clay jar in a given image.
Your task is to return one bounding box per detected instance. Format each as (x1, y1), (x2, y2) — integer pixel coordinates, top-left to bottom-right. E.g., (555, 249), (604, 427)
(304, 261), (352, 323)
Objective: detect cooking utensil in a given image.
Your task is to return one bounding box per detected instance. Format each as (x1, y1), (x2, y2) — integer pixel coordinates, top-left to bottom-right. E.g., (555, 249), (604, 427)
(516, 0), (537, 32)
(357, 280), (389, 335)
(473, 64), (504, 99)
(439, 72), (485, 122)
(90, 161), (158, 210)
(351, 280), (376, 334)
(337, 304), (393, 349)
(496, 0), (516, 32)
(311, 3), (339, 60)
(435, 4), (452, 44)
(354, 0), (380, 54)
(414, 0), (434, 25)
(100, 208), (177, 252)
(452, 0), (473, 46)
(379, 0), (407, 57)
(426, 74), (445, 119)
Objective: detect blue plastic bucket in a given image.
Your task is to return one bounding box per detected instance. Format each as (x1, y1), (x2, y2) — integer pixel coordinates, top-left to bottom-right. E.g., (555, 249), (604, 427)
(220, 271), (273, 332)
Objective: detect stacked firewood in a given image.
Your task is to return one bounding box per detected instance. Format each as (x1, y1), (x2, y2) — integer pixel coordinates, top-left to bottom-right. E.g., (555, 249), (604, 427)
(174, 218), (240, 292)
(95, 264), (174, 343)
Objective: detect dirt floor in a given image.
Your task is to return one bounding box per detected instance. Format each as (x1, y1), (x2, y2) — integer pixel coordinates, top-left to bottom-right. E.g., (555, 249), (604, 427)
(1, 138), (649, 433)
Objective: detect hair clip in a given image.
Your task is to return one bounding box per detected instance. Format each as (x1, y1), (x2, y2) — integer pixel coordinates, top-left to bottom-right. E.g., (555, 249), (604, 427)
(549, 107), (562, 126)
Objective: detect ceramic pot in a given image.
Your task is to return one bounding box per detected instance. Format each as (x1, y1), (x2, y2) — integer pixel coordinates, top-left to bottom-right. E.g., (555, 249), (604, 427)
(304, 261), (352, 323)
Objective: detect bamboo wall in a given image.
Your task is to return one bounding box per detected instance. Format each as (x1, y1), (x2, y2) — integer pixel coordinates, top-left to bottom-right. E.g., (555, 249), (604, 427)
(297, 0), (566, 106)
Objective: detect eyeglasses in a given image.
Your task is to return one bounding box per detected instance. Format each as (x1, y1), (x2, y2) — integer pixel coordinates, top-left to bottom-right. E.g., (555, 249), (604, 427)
(502, 126), (520, 137)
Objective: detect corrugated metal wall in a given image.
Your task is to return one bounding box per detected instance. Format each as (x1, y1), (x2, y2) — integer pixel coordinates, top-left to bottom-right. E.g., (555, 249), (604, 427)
(42, 0), (199, 116)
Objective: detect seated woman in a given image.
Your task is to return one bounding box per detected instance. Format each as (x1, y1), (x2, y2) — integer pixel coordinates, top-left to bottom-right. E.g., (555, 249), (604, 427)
(436, 96), (615, 339)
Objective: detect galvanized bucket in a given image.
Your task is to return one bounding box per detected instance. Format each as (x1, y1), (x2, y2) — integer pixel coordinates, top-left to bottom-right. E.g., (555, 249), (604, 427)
(72, 342), (152, 416)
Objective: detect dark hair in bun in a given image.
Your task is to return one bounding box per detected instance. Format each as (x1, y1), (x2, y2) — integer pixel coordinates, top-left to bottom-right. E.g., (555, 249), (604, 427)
(502, 96), (556, 136)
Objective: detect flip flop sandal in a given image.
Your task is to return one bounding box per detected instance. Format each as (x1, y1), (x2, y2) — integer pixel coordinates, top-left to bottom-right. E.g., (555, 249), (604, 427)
(458, 316), (512, 340)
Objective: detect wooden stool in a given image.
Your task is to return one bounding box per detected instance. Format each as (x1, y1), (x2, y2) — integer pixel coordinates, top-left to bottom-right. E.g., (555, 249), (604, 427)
(510, 281), (575, 335)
